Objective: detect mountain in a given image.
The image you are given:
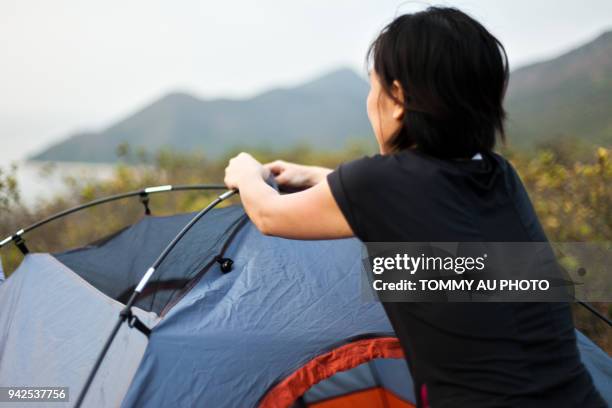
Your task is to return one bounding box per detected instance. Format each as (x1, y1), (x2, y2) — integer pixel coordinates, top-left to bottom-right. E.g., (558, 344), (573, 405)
(32, 68), (372, 163)
(505, 30), (612, 147)
(32, 30), (612, 163)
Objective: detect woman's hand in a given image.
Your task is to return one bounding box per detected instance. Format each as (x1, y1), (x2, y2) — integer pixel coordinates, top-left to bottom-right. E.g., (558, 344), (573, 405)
(264, 160), (332, 190)
(224, 152), (269, 190)
(223, 154), (352, 239)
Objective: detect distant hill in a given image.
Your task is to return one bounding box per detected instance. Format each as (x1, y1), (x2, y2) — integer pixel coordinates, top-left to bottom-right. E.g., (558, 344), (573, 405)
(505, 30), (612, 147)
(32, 31), (612, 163)
(32, 68), (372, 162)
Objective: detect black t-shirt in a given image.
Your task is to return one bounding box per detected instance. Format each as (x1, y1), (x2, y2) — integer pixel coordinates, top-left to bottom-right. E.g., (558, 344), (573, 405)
(327, 149), (605, 408)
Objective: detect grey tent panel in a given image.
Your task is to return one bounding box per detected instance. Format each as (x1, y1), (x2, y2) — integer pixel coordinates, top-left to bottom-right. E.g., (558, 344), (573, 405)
(576, 330), (612, 404)
(0, 254), (158, 408)
(0, 255), (5, 284)
(121, 225), (396, 407)
(54, 206), (247, 314)
(122, 219), (612, 407)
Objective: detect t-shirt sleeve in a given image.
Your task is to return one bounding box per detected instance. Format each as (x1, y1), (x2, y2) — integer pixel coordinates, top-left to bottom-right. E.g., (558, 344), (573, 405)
(327, 155), (387, 242)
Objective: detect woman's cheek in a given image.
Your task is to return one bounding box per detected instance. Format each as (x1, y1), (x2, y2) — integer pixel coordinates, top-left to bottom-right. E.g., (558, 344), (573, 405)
(366, 91), (380, 136)
(366, 90), (375, 122)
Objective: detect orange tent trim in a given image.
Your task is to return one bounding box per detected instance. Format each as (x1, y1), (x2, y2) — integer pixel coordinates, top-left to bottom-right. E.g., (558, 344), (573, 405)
(309, 387), (415, 408)
(259, 337), (408, 408)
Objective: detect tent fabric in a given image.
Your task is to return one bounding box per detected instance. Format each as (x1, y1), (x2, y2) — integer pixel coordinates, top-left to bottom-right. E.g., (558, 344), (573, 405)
(55, 205), (247, 314)
(307, 388), (414, 408)
(260, 337), (404, 407)
(576, 330), (612, 403)
(302, 358), (416, 404)
(0, 254), (158, 408)
(0, 255), (4, 284)
(120, 222), (399, 408)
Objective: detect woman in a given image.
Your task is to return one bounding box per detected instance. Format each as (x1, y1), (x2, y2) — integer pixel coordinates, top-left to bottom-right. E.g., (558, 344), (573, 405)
(224, 7), (605, 408)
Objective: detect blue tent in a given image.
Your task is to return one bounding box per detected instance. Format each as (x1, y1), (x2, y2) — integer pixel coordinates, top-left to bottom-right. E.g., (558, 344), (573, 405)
(1, 203), (610, 407)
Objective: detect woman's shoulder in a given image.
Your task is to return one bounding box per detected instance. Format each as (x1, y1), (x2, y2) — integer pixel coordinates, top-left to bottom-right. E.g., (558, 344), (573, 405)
(341, 149), (430, 173)
(335, 149), (520, 190)
(336, 152), (417, 186)
(340, 152), (397, 173)
(337, 149), (456, 185)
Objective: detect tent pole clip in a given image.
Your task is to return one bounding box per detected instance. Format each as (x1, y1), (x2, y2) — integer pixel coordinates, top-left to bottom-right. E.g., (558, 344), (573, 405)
(12, 235), (29, 255)
(215, 256), (234, 273)
(139, 192), (151, 216)
(121, 307), (152, 338)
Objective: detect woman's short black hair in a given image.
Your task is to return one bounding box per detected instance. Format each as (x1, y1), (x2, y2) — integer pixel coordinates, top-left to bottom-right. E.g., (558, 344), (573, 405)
(367, 6), (509, 158)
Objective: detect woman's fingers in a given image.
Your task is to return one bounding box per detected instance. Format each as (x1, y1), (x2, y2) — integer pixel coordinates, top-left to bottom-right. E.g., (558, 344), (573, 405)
(274, 171), (293, 185)
(263, 160), (314, 188)
(263, 160), (286, 175)
(264, 161), (291, 185)
(224, 152), (267, 189)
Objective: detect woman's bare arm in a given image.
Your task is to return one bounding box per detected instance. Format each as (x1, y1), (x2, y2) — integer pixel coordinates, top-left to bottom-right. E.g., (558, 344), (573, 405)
(264, 160), (332, 189)
(224, 153), (353, 240)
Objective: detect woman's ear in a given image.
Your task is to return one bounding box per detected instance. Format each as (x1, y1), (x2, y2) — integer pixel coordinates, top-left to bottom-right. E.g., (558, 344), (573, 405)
(391, 80), (405, 120)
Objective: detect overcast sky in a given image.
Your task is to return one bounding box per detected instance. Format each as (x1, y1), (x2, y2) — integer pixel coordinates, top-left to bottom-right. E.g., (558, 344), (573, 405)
(1, 0), (611, 162)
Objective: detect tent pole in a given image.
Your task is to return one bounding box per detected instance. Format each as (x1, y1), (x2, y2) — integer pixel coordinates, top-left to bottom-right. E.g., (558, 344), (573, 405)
(0, 183), (227, 250)
(578, 301), (612, 328)
(73, 189), (237, 408)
